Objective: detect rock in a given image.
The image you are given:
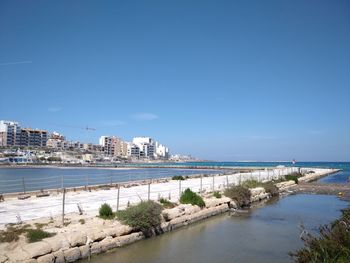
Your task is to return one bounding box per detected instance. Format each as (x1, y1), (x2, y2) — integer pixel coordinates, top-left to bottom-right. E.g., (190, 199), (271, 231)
(87, 228), (106, 242)
(22, 242), (51, 258)
(53, 250), (65, 263)
(162, 207), (185, 221)
(37, 253), (54, 263)
(113, 232), (144, 247)
(79, 245), (90, 259)
(250, 187), (265, 197)
(204, 197), (231, 208)
(0, 255), (8, 263)
(22, 260), (37, 263)
(44, 234), (70, 252)
(100, 236), (117, 252)
(183, 205), (201, 215)
(6, 247), (31, 261)
(160, 221), (170, 232)
(66, 231), (87, 247)
(103, 225), (133, 237)
(63, 247), (81, 263)
(90, 242), (102, 255)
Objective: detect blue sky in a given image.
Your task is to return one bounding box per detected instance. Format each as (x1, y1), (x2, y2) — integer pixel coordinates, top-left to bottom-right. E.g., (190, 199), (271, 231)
(0, 1), (349, 161)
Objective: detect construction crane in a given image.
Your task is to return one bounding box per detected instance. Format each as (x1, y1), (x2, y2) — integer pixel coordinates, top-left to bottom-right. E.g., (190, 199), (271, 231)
(51, 124), (96, 131)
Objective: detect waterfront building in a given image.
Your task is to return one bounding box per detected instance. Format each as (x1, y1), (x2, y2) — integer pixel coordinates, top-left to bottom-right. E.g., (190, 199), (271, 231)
(18, 128), (48, 147)
(155, 142), (169, 159)
(99, 136), (128, 157)
(0, 120), (21, 147)
(127, 143), (140, 158)
(132, 137), (156, 159)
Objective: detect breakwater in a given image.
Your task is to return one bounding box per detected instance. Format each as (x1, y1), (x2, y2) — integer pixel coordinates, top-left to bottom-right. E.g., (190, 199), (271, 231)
(0, 167), (338, 263)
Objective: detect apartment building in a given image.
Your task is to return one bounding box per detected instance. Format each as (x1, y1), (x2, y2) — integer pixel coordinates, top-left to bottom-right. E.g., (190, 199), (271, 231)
(99, 136), (128, 157)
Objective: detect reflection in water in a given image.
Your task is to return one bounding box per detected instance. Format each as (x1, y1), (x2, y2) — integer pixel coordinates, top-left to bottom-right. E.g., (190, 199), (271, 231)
(81, 194), (349, 263)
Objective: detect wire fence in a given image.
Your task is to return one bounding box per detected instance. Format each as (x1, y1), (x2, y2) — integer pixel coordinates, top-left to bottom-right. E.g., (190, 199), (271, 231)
(0, 169), (224, 194)
(0, 167), (305, 226)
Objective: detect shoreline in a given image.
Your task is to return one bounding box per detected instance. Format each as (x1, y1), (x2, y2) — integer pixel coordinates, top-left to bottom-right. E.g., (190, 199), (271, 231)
(0, 167), (340, 263)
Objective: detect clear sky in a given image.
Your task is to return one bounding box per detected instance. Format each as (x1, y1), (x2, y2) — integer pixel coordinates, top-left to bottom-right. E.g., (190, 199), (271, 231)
(0, 1), (349, 161)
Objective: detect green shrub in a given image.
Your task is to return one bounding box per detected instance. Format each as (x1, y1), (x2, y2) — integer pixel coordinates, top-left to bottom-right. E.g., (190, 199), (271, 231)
(27, 229), (55, 243)
(224, 185), (251, 207)
(159, 198), (176, 208)
(180, 188), (205, 208)
(172, 175), (185, 180)
(79, 219), (85, 225)
(99, 203), (114, 219)
(285, 174), (299, 184)
(116, 201), (162, 233)
(262, 182), (279, 196)
(213, 191), (222, 198)
(242, 179), (261, 188)
(290, 208), (350, 263)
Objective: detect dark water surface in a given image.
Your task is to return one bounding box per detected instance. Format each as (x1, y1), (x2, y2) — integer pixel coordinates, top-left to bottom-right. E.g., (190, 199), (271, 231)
(81, 194), (348, 263)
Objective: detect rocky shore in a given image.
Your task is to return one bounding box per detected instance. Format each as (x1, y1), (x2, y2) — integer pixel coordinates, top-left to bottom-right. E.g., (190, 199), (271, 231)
(0, 168), (338, 263)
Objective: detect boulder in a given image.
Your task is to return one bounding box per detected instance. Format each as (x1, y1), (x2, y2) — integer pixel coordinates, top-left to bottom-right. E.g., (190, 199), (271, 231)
(53, 250), (65, 263)
(87, 228), (106, 242)
(22, 242), (51, 258)
(79, 245), (90, 259)
(250, 187), (265, 197)
(37, 253), (54, 263)
(66, 231), (87, 247)
(6, 247), (31, 261)
(63, 247), (81, 263)
(103, 225), (133, 237)
(22, 260), (37, 263)
(204, 197), (231, 208)
(100, 236), (117, 252)
(0, 255), (8, 263)
(162, 207), (185, 221)
(90, 242), (102, 255)
(113, 232), (144, 247)
(183, 205), (201, 215)
(44, 234), (70, 252)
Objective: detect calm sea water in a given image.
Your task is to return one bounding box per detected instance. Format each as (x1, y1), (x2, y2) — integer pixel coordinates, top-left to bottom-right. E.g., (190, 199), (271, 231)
(80, 194), (349, 263)
(0, 162), (348, 194)
(0, 168), (222, 194)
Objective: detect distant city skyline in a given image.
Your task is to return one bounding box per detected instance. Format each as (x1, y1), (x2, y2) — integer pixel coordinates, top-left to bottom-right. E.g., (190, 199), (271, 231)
(1, 1), (349, 161)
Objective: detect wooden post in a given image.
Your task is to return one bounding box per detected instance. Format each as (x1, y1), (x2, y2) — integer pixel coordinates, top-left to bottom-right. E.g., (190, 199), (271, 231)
(200, 175), (203, 192)
(61, 176), (64, 190)
(116, 185), (120, 211)
(22, 177), (26, 194)
(62, 188), (66, 226)
(148, 181), (151, 201)
(226, 175), (229, 188)
(179, 180), (181, 198)
(258, 171), (261, 182)
(239, 174), (242, 185)
(212, 175), (215, 191)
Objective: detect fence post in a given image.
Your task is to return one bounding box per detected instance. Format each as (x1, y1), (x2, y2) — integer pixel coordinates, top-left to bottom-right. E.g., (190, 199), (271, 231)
(212, 175), (215, 191)
(179, 180), (181, 198)
(273, 169), (275, 180)
(22, 177), (26, 194)
(116, 185), (120, 211)
(258, 171), (261, 182)
(61, 176), (64, 190)
(148, 181), (151, 201)
(200, 175), (203, 193)
(110, 175), (113, 186)
(239, 173), (242, 185)
(226, 175), (229, 188)
(62, 188), (66, 226)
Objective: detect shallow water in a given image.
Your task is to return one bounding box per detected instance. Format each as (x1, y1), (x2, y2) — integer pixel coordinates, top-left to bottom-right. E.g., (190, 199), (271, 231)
(81, 194), (348, 263)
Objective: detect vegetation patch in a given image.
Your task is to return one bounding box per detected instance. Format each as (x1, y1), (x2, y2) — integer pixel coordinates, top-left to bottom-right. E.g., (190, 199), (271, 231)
(213, 191), (222, 198)
(0, 224), (31, 243)
(172, 175), (185, 180)
(79, 219), (86, 225)
(99, 203), (115, 219)
(290, 208), (350, 263)
(27, 229), (55, 243)
(285, 174), (300, 184)
(243, 180), (279, 197)
(180, 188), (205, 208)
(224, 185), (251, 207)
(159, 198), (176, 208)
(116, 201), (163, 234)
